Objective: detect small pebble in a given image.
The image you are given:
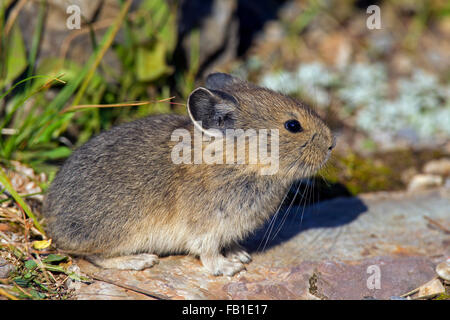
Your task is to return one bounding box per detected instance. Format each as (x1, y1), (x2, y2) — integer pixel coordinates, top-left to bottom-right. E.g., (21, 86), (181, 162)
(0, 257), (15, 278)
(423, 158), (450, 176)
(65, 277), (82, 291)
(445, 178), (450, 189)
(64, 265), (83, 291)
(408, 174), (443, 191)
(436, 259), (450, 281)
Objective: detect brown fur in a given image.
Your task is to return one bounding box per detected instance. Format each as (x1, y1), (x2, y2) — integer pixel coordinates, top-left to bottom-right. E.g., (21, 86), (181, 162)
(42, 73), (334, 275)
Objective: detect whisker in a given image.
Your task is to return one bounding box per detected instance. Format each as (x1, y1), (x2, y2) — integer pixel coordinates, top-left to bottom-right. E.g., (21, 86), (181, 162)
(319, 172), (332, 188)
(257, 183), (291, 252)
(269, 180), (301, 242)
(297, 167), (312, 229)
(258, 157), (304, 251)
(272, 166), (311, 242)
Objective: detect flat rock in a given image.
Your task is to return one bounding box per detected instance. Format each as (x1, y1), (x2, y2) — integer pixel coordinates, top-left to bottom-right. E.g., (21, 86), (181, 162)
(73, 188), (450, 300)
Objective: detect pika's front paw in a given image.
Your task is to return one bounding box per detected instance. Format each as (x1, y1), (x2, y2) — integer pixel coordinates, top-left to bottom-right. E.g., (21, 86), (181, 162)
(225, 246), (252, 264)
(201, 254), (246, 276)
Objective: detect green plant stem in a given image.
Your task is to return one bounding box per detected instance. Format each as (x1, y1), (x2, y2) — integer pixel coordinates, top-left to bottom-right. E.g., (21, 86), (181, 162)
(27, 0), (132, 147)
(72, 0), (132, 107)
(24, 0), (46, 93)
(0, 167), (44, 234)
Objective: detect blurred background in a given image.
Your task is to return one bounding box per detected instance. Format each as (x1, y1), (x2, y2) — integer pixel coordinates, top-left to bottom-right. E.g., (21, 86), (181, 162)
(0, 0), (449, 300)
(1, 0), (450, 195)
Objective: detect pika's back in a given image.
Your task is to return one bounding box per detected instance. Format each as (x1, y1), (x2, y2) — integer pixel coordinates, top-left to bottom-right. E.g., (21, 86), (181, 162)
(43, 114), (190, 253)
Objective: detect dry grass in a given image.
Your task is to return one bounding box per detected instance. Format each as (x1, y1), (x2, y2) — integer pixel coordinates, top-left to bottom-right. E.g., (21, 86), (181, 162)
(0, 162), (89, 300)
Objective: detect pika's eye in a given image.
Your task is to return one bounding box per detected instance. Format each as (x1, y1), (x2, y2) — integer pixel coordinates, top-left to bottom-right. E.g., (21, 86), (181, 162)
(284, 119), (303, 133)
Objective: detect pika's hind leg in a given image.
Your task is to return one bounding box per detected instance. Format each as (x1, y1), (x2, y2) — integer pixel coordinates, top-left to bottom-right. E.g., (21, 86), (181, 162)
(89, 253), (159, 271)
(224, 243), (252, 264)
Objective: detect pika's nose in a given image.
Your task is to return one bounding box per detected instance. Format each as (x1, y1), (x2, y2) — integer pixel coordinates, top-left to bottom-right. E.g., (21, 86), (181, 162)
(328, 137), (336, 151)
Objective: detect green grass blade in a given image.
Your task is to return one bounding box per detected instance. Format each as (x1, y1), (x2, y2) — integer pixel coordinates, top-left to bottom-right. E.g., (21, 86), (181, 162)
(24, 0), (46, 93)
(72, 0), (132, 107)
(0, 167), (45, 234)
(29, 0), (133, 146)
(0, 75), (55, 102)
(1, 77), (64, 158)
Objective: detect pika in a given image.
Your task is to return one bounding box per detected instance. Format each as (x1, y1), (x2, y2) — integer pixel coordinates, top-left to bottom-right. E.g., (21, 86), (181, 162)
(43, 73), (334, 276)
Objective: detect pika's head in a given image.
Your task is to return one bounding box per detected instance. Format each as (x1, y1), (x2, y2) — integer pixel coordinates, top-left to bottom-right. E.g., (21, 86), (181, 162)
(187, 73), (335, 179)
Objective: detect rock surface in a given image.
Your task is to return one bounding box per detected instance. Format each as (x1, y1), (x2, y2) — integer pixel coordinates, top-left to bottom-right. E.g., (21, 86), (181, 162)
(73, 188), (449, 300)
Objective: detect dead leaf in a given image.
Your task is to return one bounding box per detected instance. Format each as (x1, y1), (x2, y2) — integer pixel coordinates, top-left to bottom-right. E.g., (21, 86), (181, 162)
(417, 278), (445, 298)
(32, 239), (52, 250)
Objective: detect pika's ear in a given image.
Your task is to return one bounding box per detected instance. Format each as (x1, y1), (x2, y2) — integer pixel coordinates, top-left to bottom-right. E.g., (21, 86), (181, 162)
(206, 72), (240, 91)
(187, 87), (238, 135)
